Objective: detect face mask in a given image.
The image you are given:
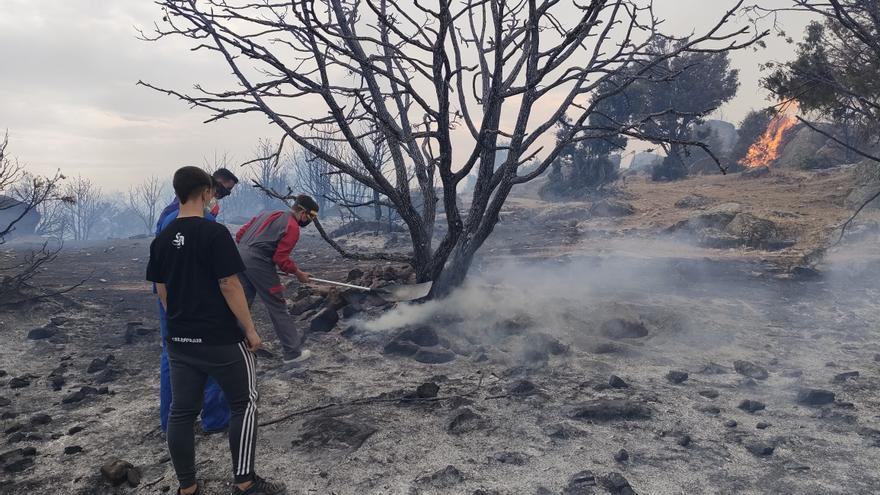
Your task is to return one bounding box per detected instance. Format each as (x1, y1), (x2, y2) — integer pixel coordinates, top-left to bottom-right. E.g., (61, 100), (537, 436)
(214, 183), (231, 199)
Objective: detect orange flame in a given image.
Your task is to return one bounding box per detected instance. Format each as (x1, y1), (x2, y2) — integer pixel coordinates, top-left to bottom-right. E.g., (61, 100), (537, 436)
(740, 104), (798, 169)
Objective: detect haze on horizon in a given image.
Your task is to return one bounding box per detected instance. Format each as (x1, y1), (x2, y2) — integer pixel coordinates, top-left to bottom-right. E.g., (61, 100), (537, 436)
(0, 0), (814, 192)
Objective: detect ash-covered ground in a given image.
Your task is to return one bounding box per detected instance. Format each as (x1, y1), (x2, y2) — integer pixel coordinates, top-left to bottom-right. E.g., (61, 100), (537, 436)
(2, 168), (880, 494)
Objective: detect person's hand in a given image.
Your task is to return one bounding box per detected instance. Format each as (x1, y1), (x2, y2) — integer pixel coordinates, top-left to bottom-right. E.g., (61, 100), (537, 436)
(295, 270), (311, 283)
(244, 328), (262, 353)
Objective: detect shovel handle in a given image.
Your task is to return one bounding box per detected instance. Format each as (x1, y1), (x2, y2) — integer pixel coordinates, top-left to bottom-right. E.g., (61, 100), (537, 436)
(276, 272), (373, 292)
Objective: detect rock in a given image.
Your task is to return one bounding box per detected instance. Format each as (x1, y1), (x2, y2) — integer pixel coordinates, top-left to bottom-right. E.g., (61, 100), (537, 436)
(413, 348), (456, 364)
(1, 447), (37, 473)
(101, 459), (135, 486)
(600, 472), (638, 495)
(832, 371), (859, 383)
(0, 397), (9, 407)
(8, 431), (45, 443)
(95, 368), (120, 384)
(666, 370), (688, 384)
(725, 420), (738, 428)
(491, 451), (529, 465)
(4, 423), (23, 434)
(677, 434), (692, 447)
(568, 400), (652, 422)
(724, 213), (780, 249)
(675, 194), (712, 209)
(695, 405), (721, 415)
(601, 319), (648, 339)
(609, 375), (629, 389)
(27, 326), (57, 340)
(740, 166), (770, 179)
(738, 400), (766, 413)
(62, 390), (86, 404)
(589, 342), (622, 355)
(8, 376), (30, 389)
(698, 389), (719, 399)
(524, 332), (569, 355)
(64, 445), (83, 455)
(796, 388), (835, 406)
(289, 296), (323, 316)
(29, 414), (52, 426)
(446, 408), (484, 435)
(414, 382), (439, 399)
(291, 416), (376, 451)
(126, 466), (142, 487)
(341, 305), (361, 319)
(396, 326), (439, 347)
(563, 470), (596, 495)
(308, 308), (340, 333)
(50, 316), (70, 326)
(416, 465), (464, 488)
(756, 422), (770, 429)
(383, 340), (420, 357)
(613, 449), (629, 462)
(745, 441), (774, 457)
(507, 380), (539, 397)
(49, 374), (65, 391)
(87, 357), (110, 373)
(734, 360), (769, 380)
(590, 199), (635, 217)
(698, 362), (730, 375)
(346, 268), (365, 282)
(68, 426), (84, 435)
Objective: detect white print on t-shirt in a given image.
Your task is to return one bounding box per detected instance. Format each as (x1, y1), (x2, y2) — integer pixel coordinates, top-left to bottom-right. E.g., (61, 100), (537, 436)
(171, 336), (203, 344)
(172, 232), (185, 249)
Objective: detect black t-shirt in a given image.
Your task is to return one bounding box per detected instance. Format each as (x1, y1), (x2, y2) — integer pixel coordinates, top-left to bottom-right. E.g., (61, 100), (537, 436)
(146, 216), (246, 345)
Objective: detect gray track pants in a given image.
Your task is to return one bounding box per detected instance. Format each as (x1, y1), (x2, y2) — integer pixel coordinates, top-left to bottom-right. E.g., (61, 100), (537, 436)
(238, 258), (302, 355)
(166, 342), (258, 486)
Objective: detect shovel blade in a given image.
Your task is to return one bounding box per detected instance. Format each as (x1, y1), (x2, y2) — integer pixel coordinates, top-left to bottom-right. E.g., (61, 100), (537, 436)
(377, 281), (433, 302)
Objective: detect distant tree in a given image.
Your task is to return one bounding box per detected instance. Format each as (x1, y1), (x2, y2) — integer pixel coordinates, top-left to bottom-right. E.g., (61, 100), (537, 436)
(127, 176), (165, 234)
(626, 41), (740, 180)
(62, 175), (108, 241)
(731, 108), (777, 164)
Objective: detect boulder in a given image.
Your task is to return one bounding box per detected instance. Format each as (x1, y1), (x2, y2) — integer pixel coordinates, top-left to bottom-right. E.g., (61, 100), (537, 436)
(674, 194), (713, 209)
(796, 388), (835, 406)
(845, 184), (880, 210)
(740, 166), (770, 179)
(724, 213), (779, 248)
(590, 199), (635, 218)
(27, 326), (57, 340)
(101, 459), (135, 486)
(775, 124), (829, 169)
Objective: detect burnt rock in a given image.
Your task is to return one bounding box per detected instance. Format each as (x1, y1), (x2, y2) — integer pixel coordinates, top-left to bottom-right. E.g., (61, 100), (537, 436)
(666, 370), (688, 384)
(292, 416), (376, 451)
(524, 332), (569, 355)
(738, 400), (766, 413)
(600, 472), (638, 495)
(796, 388), (835, 406)
(756, 422), (770, 429)
(613, 449), (629, 462)
(9, 376), (30, 389)
(491, 451), (529, 465)
(677, 434), (692, 447)
(417, 465), (464, 488)
(27, 325), (57, 340)
(62, 390), (86, 404)
(832, 371), (859, 383)
(675, 194), (712, 209)
(1, 447), (37, 473)
(4, 423), (23, 434)
(49, 374), (65, 391)
(563, 470), (596, 495)
(411, 382), (439, 399)
(346, 268), (364, 282)
(609, 375), (629, 389)
(68, 426), (84, 435)
(413, 348), (455, 364)
(309, 308), (340, 333)
(725, 420), (738, 428)
(695, 405), (721, 415)
(126, 466), (142, 487)
(50, 316), (70, 326)
(698, 362), (730, 375)
(87, 357), (110, 373)
(64, 445), (83, 455)
(8, 431), (45, 443)
(734, 360), (769, 380)
(341, 305), (361, 319)
(397, 326), (439, 347)
(447, 408), (484, 435)
(290, 296), (322, 316)
(745, 441), (774, 457)
(507, 379), (539, 397)
(383, 339), (419, 357)
(95, 368), (120, 384)
(0, 397), (9, 407)
(101, 459), (135, 486)
(601, 319), (649, 340)
(590, 342), (623, 355)
(568, 400), (652, 422)
(0, 412), (14, 420)
(29, 414), (51, 426)
(544, 422), (580, 440)
(698, 389), (719, 399)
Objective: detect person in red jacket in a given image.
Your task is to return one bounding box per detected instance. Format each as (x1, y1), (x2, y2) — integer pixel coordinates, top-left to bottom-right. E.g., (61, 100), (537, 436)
(235, 195), (319, 363)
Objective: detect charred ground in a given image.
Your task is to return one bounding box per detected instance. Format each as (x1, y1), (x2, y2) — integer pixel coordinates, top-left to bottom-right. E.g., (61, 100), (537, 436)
(2, 165), (880, 494)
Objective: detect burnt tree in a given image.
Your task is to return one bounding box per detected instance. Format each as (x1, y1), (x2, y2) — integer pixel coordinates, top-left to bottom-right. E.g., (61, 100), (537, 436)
(141, 0), (764, 295)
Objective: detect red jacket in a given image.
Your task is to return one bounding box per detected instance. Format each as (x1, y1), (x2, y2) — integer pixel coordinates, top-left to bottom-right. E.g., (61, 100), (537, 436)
(235, 211), (300, 273)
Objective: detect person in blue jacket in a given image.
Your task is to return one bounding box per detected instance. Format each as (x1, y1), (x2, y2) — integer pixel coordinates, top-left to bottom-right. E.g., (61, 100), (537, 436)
(155, 168), (239, 433)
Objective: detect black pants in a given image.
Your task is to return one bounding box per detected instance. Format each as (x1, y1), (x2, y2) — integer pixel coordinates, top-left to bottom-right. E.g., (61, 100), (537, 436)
(166, 341), (258, 486)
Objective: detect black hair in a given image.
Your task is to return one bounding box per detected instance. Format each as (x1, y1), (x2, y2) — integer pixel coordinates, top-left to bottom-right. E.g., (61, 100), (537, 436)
(173, 166), (213, 204)
(212, 168), (239, 184)
(294, 194), (319, 213)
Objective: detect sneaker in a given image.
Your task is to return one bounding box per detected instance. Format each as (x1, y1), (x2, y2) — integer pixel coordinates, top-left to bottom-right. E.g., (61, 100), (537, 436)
(232, 475), (287, 495)
(282, 349), (312, 364)
(178, 484), (201, 495)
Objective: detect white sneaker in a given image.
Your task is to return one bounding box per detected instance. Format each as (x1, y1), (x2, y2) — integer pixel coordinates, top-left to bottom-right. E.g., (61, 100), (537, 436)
(282, 349), (312, 364)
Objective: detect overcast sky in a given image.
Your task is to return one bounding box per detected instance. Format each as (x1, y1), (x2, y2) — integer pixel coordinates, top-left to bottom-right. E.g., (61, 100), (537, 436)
(0, 1), (814, 192)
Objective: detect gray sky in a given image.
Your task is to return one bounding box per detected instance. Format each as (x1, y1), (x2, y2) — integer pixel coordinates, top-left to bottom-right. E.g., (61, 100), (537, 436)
(0, 1), (814, 191)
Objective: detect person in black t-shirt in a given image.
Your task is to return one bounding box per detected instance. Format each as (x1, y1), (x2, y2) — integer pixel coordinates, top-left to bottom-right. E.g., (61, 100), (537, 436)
(146, 166), (286, 495)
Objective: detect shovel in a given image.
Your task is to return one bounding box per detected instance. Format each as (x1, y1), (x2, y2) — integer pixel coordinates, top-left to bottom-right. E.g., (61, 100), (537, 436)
(278, 272), (432, 302)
